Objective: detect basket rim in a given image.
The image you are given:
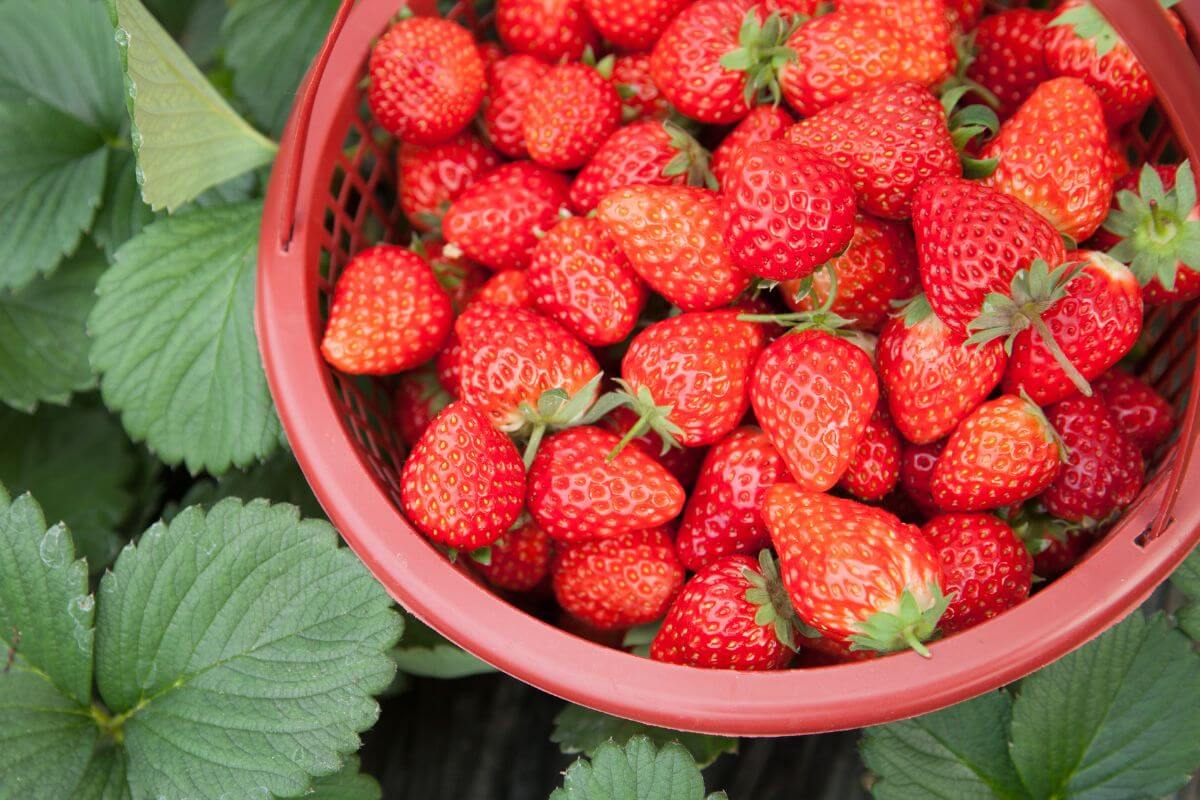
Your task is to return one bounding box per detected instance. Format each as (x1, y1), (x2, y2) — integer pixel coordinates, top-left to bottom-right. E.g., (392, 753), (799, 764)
(256, 0), (1200, 736)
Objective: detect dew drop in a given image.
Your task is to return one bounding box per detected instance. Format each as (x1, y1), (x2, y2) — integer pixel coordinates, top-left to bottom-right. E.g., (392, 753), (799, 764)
(113, 27), (129, 47)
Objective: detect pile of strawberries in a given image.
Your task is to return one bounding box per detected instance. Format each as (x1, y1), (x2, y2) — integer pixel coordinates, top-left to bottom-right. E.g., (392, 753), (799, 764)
(318, 0), (1197, 668)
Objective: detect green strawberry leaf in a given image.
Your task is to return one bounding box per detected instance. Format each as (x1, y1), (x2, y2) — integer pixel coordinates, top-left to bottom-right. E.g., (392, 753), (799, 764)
(861, 690), (1026, 800)
(94, 498), (402, 799)
(0, 404), (138, 573)
(1178, 603), (1200, 642)
(222, 0), (340, 138)
(90, 202), (282, 475)
(305, 756), (383, 800)
(173, 449), (324, 521)
(550, 736), (727, 800)
(552, 705), (737, 769)
(1008, 612), (1200, 799)
(0, 0), (124, 289)
(0, 245), (105, 413)
(1170, 544), (1200, 599)
(392, 616), (496, 679)
(107, 0), (277, 212)
(92, 149), (156, 259)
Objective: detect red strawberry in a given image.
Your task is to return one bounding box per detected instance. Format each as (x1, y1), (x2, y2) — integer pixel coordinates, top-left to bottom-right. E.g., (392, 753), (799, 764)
(398, 132), (501, 233)
(1040, 395), (1143, 524)
(838, 0), (956, 82)
(912, 177), (1066, 339)
(763, 486), (947, 656)
(475, 516), (553, 592)
(584, 0), (691, 51)
(675, 427), (787, 571)
(474, 269), (531, 308)
(944, 0), (983, 31)
(528, 217), (647, 347)
(1015, 511), (1091, 579)
(611, 53), (669, 120)
(435, 332), (463, 397)
(601, 406), (707, 489)
(980, 77), (1112, 243)
(394, 368), (452, 447)
(455, 303), (602, 457)
(597, 185), (751, 311)
(400, 401), (525, 550)
(481, 54), (550, 160)
(900, 439), (945, 516)
(750, 330), (879, 492)
(878, 294), (1006, 444)
(651, 552), (796, 670)
(931, 395), (1064, 512)
(1043, 0), (1187, 127)
(418, 238), (489, 313)
(496, 0), (597, 62)
(321, 245), (453, 375)
(570, 120), (715, 214)
(479, 41), (505, 70)
(1094, 370), (1175, 456)
(966, 9), (1051, 119)
(839, 406), (902, 502)
(721, 139), (857, 281)
(529, 427), (685, 541)
(711, 105), (794, 189)
(922, 513), (1032, 633)
(523, 62), (622, 171)
(785, 83), (962, 220)
(991, 252), (1142, 406)
(552, 527), (684, 630)
(368, 17), (485, 145)
(614, 310), (765, 452)
(1102, 161), (1200, 305)
(781, 214), (920, 332)
(442, 162), (571, 272)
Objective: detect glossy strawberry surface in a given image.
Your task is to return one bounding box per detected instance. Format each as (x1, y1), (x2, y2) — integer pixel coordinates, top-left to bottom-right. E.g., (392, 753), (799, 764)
(394, 368), (453, 447)
(496, 0), (596, 61)
(476, 517), (553, 592)
(523, 63), (622, 170)
(839, 406), (902, 502)
(711, 105), (794, 189)
(570, 121), (691, 214)
(584, 0), (691, 50)
(398, 132), (501, 232)
(899, 439), (945, 517)
(1094, 370), (1175, 456)
(481, 54), (549, 159)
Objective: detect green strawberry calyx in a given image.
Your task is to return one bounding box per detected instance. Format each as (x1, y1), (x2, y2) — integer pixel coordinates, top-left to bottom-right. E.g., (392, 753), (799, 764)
(516, 374), (628, 467)
(742, 550), (804, 652)
(940, 86), (1001, 179)
(1018, 389), (1071, 463)
(1048, 0), (1177, 58)
(604, 380), (685, 461)
(718, 10), (802, 108)
(964, 258), (1094, 398)
(661, 120), (718, 191)
(848, 583), (950, 659)
(1009, 504), (1085, 555)
(1103, 161), (1200, 293)
(737, 263), (858, 334)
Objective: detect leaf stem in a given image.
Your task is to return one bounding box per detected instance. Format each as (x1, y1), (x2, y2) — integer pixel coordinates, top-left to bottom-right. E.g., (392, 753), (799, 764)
(1029, 314), (1092, 397)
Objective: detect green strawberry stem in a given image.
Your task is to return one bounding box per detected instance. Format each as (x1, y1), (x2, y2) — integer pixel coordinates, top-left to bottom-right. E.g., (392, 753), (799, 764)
(604, 380), (683, 462)
(1028, 313), (1093, 397)
(848, 584), (950, 658)
(902, 629), (932, 659)
(523, 422), (547, 469)
(515, 374), (625, 466)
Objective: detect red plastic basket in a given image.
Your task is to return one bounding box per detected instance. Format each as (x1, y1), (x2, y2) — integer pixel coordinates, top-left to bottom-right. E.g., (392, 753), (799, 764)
(257, 0), (1200, 735)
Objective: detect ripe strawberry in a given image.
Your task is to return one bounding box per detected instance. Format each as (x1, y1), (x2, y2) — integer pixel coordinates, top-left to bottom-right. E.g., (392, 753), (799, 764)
(649, 0), (788, 125)
(944, 0), (983, 31)
(781, 214), (920, 332)
(496, 0), (597, 62)
(900, 439), (945, 516)
(435, 332), (463, 396)
(839, 406), (902, 502)
(475, 516), (553, 592)
(1043, 0), (1187, 127)
(615, 310), (765, 451)
(368, 17), (485, 145)
(528, 217), (647, 347)
(980, 78), (1112, 243)
(481, 54), (550, 160)
(442, 162), (570, 272)
(721, 139), (857, 281)
(989, 253), (1142, 406)
(912, 177), (1066, 339)
(922, 513), (1032, 633)
(455, 303), (602, 458)
(552, 527), (684, 630)
(611, 53), (670, 121)
(394, 368), (452, 447)
(474, 269), (531, 308)
(785, 83), (963, 220)
(780, 13), (944, 118)
(570, 120), (715, 214)
(398, 132), (501, 233)
(400, 401), (525, 550)
(1094, 370), (1175, 456)
(584, 0), (691, 51)
(763, 486), (947, 656)
(1014, 510), (1091, 579)
(601, 406), (707, 489)
(523, 62), (622, 171)
(1040, 395), (1143, 524)
(674, 427), (787, 571)
(597, 185), (751, 311)
(932, 395), (1064, 512)
(711, 105), (794, 189)
(750, 329), (879, 492)
(651, 552), (796, 670)
(1102, 161), (1200, 305)
(878, 294), (1006, 444)
(530, 426), (685, 541)
(838, 0), (956, 82)
(321, 245), (453, 375)
(966, 9), (1051, 119)
(418, 238), (489, 313)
